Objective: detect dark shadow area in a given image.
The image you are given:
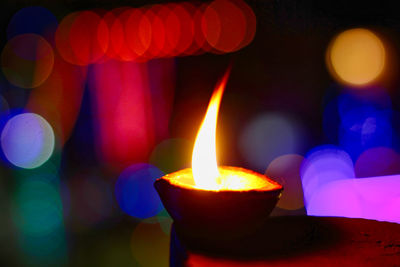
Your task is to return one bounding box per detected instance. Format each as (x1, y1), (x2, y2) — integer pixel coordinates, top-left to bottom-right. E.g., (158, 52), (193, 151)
(171, 216), (342, 262)
(171, 216), (400, 266)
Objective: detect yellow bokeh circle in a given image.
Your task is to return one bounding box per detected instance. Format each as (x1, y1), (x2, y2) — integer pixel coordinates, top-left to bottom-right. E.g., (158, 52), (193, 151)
(327, 28), (385, 86)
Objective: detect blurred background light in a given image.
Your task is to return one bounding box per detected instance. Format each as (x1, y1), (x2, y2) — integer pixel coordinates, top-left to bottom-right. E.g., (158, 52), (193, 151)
(154, 4), (179, 58)
(1, 113), (55, 169)
(99, 9), (122, 61)
(301, 145), (354, 207)
(54, 0), (256, 64)
(140, 208), (173, 235)
(110, 8), (146, 62)
(202, 0), (254, 53)
(1, 34), (54, 88)
(124, 8), (152, 61)
(56, 11), (108, 66)
(353, 175), (400, 220)
(144, 6), (167, 59)
(322, 88), (394, 161)
(68, 11), (108, 65)
(265, 154), (305, 210)
(339, 105), (393, 159)
(115, 163), (164, 219)
(306, 179), (362, 218)
(131, 221), (169, 267)
(12, 173), (67, 264)
(66, 172), (114, 229)
(155, 209), (173, 235)
(90, 60), (156, 170)
(172, 2), (202, 56)
(378, 196), (400, 224)
(14, 177), (63, 237)
(55, 12), (86, 66)
(149, 138), (191, 174)
(191, 3), (211, 54)
(24, 46), (87, 146)
(25, 68), (67, 145)
(307, 175), (400, 224)
(336, 88), (392, 120)
(232, 0), (256, 51)
(338, 92), (393, 161)
(327, 28), (386, 86)
(55, 12), (77, 64)
(146, 58), (175, 143)
(6, 6), (58, 43)
(168, 3), (194, 56)
(239, 112), (305, 172)
(355, 147), (400, 178)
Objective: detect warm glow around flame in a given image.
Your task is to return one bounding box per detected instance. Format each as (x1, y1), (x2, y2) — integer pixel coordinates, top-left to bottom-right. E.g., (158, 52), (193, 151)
(191, 69), (230, 190)
(161, 70), (283, 192)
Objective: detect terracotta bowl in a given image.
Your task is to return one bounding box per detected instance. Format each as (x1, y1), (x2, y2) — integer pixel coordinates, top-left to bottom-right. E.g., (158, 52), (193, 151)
(154, 166), (283, 240)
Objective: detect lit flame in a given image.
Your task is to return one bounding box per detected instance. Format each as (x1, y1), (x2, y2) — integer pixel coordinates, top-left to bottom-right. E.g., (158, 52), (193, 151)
(191, 69), (230, 190)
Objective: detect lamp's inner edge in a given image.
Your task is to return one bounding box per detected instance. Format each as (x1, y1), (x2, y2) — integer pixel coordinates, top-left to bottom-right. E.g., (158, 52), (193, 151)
(160, 166), (283, 192)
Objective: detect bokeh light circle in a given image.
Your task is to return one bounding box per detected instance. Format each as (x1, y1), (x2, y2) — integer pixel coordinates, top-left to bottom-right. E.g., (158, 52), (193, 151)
(191, 3), (211, 54)
(7, 6), (58, 43)
(125, 8), (152, 60)
(1, 113), (55, 169)
(301, 145), (355, 205)
(56, 12), (80, 65)
(327, 28), (385, 86)
(239, 112), (305, 172)
(115, 163), (164, 219)
(265, 154), (305, 210)
(1, 34), (54, 88)
(110, 8), (144, 62)
(232, 0), (256, 50)
(170, 3), (195, 56)
(144, 6), (166, 59)
(355, 147), (400, 178)
(68, 11), (108, 65)
(155, 4), (180, 57)
(202, 0), (247, 53)
(56, 11), (108, 65)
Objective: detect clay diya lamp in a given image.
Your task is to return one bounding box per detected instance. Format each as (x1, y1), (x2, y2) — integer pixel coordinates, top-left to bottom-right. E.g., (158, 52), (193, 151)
(155, 69), (283, 240)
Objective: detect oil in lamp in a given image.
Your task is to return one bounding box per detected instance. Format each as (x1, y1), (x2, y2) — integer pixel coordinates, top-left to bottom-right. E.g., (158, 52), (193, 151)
(154, 69), (283, 240)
